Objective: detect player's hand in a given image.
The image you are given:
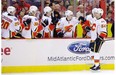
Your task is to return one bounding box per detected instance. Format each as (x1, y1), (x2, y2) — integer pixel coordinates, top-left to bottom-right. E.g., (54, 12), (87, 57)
(11, 33), (23, 39)
(15, 33), (22, 37)
(42, 19), (49, 27)
(85, 26), (91, 32)
(57, 31), (64, 38)
(23, 19), (31, 26)
(36, 33), (42, 38)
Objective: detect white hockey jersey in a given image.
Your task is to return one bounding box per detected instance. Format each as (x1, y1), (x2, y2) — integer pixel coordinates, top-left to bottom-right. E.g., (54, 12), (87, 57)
(86, 14), (97, 25)
(89, 17), (107, 40)
(56, 17), (78, 38)
(22, 15), (39, 38)
(41, 15), (52, 37)
(2, 12), (20, 38)
(86, 14), (97, 40)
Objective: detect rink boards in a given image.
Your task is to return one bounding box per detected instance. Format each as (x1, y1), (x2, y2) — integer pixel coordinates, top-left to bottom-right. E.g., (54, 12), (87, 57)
(2, 38), (115, 73)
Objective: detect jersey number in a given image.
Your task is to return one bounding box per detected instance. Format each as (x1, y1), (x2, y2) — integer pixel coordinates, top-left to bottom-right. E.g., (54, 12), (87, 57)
(91, 23), (96, 31)
(2, 20), (10, 29)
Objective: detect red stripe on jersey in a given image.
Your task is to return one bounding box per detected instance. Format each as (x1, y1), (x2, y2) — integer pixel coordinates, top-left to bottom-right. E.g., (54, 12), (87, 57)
(100, 32), (107, 38)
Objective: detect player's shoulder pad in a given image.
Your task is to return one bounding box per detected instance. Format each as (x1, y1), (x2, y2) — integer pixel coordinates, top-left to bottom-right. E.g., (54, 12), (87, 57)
(61, 17), (66, 21)
(42, 15), (48, 20)
(13, 17), (18, 21)
(23, 15), (29, 18)
(86, 14), (92, 17)
(86, 14), (92, 19)
(30, 16), (38, 21)
(22, 15), (30, 21)
(2, 12), (8, 16)
(72, 17), (77, 19)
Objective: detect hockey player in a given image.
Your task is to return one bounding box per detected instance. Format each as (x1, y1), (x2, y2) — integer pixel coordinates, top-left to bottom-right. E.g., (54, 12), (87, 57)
(22, 6), (42, 39)
(41, 6), (53, 38)
(86, 8), (98, 68)
(78, 16), (91, 38)
(78, 8), (98, 38)
(56, 10), (78, 38)
(2, 6), (21, 39)
(86, 8), (98, 39)
(89, 8), (107, 71)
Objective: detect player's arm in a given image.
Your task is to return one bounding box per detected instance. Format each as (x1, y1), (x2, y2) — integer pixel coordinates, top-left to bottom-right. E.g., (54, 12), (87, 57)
(97, 21), (107, 41)
(41, 19), (49, 27)
(31, 18), (43, 38)
(78, 16), (91, 32)
(33, 25), (44, 38)
(10, 20), (22, 38)
(56, 19), (64, 38)
(23, 18), (31, 27)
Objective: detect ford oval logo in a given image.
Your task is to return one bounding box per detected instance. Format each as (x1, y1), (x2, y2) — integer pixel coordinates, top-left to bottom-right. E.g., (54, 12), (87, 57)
(68, 41), (90, 54)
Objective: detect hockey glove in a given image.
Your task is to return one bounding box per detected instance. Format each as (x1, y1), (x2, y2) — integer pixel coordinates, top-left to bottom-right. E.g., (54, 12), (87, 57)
(15, 33), (22, 37)
(42, 19), (49, 27)
(36, 33), (42, 38)
(11, 33), (23, 39)
(23, 19), (31, 26)
(57, 31), (64, 38)
(85, 26), (91, 32)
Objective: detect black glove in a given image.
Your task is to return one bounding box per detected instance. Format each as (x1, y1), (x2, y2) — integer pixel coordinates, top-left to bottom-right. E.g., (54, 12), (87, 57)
(42, 19), (49, 27)
(85, 26), (91, 32)
(57, 31), (64, 38)
(15, 33), (22, 37)
(36, 33), (42, 38)
(23, 19), (31, 26)
(11, 33), (22, 39)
